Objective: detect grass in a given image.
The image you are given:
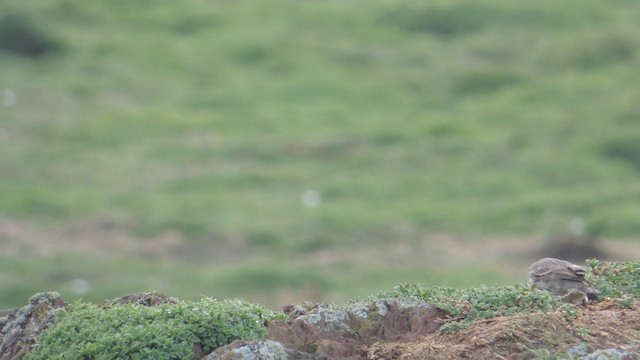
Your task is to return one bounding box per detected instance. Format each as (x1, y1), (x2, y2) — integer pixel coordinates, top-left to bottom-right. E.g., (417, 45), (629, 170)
(1, 0), (640, 308)
(0, 251), (518, 309)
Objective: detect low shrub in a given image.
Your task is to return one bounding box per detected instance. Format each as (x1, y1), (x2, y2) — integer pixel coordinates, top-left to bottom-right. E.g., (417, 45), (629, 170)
(26, 298), (284, 360)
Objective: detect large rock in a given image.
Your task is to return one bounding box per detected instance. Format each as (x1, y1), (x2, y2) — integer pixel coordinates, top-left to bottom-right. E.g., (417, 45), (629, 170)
(267, 299), (447, 359)
(205, 339), (317, 360)
(0, 292), (66, 360)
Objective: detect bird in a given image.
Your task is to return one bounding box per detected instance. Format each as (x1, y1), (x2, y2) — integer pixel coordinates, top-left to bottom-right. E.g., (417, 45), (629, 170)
(528, 257), (599, 302)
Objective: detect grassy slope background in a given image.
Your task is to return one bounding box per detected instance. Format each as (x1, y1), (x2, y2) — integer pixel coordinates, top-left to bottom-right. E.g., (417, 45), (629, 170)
(1, 0), (640, 309)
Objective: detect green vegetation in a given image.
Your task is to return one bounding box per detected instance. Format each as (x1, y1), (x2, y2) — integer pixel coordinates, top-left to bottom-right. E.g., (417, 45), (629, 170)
(373, 283), (567, 333)
(20, 260), (640, 358)
(371, 259), (640, 333)
(1, 0), (640, 308)
(26, 298), (283, 360)
(587, 258), (640, 306)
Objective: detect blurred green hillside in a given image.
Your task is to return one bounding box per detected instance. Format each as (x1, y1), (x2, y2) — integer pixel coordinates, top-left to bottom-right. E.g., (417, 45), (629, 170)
(1, 0), (640, 308)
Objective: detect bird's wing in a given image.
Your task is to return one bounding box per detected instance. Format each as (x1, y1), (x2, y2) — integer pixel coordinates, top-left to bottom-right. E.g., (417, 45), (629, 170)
(528, 258), (566, 277)
(567, 264), (586, 277)
(552, 267), (586, 282)
(528, 258), (586, 280)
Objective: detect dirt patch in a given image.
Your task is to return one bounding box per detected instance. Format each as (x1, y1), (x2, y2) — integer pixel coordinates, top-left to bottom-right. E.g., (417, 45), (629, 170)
(0, 217), (248, 264)
(365, 300), (640, 359)
(3, 216), (639, 265)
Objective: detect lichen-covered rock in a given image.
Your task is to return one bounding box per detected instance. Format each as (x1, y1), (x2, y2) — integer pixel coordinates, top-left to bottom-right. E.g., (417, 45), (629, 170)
(205, 339), (312, 360)
(569, 344), (639, 360)
(584, 349), (638, 360)
(0, 292), (66, 360)
(267, 299), (447, 359)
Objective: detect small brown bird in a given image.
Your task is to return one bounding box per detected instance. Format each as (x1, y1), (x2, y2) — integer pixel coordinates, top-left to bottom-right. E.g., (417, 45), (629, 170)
(528, 258), (598, 301)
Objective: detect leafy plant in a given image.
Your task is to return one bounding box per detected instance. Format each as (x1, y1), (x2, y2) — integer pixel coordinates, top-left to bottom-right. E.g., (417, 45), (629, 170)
(587, 259), (640, 301)
(26, 298), (285, 360)
(372, 282), (564, 331)
(375, 260), (640, 333)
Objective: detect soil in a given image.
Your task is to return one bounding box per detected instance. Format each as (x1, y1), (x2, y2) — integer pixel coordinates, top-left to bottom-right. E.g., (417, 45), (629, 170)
(364, 299), (640, 360)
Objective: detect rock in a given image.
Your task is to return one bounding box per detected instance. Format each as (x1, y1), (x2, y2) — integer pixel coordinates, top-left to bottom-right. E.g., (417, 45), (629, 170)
(0, 292), (66, 360)
(583, 349), (638, 360)
(267, 299), (447, 359)
(565, 343), (636, 359)
(205, 339), (310, 360)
